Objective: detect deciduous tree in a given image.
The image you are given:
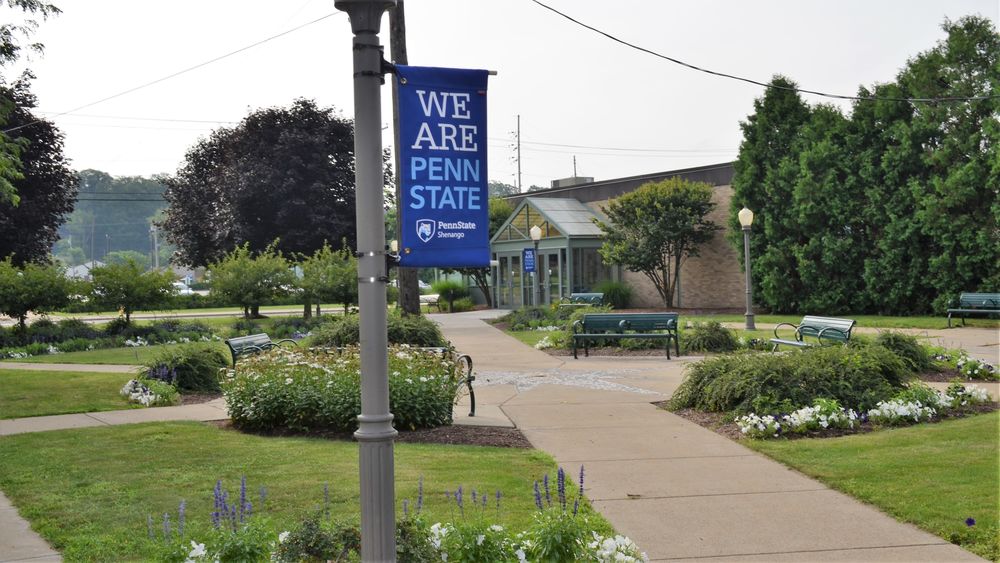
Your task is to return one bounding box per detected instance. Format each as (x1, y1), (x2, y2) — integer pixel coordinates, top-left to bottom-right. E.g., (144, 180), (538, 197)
(89, 259), (174, 324)
(0, 256), (69, 331)
(598, 178), (719, 308)
(163, 99), (390, 267)
(208, 243), (294, 319)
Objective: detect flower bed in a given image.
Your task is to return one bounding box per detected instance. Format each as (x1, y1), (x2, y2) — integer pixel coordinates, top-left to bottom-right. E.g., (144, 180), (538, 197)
(151, 468), (647, 563)
(0, 319), (218, 359)
(223, 346), (464, 433)
(735, 382), (993, 439)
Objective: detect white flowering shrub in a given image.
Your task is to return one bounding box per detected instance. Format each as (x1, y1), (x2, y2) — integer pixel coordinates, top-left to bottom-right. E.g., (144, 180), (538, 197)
(223, 346), (464, 432)
(943, 382), (992, 407)
(956, 355), (998, 381)
(736, 413), (782, 438)
(866, 399), (936, 425)
(588, 532), (649, 562)
(120, 379), (178, 407)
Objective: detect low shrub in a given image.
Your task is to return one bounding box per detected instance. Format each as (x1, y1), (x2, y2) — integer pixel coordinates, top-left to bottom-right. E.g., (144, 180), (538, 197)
(430, 280), (468, 313)
(120, 378), (179, 407)
(668, 345), (909, 415)
(593, 281), (632, 309)
(224, 346), (463, 432)
(56, 318), (101, 340)
(268, 316), (326, 339)
(875, 331), (931, 372)
(310, 311), (446, 348)
(144, 344), (230, 393)
(445, 297), (475, 313)
(681, 321), (739, 354)
(228, 318), (262, 338)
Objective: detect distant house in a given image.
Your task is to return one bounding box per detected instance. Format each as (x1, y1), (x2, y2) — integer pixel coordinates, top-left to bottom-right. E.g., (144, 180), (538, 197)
(64, 261), (105, 281)
(491, 162), (742, 309)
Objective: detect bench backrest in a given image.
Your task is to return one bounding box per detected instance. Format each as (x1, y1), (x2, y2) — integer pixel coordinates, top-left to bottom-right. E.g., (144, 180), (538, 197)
(226, 333), (273, 355)
(581, 313), (678, 332)
(569, 292), (604, 305)
(798, 316), (855, 341)
(959, 293), (1000, 309)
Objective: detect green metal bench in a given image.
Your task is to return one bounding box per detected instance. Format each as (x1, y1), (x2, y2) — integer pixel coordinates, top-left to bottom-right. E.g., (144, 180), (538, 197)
(558, 292), (605, 310)
(571, 312), (680, 359)
(225, 333), (297, 364)
(946, 292), (1000, 327)
(770, 316), (856, 350)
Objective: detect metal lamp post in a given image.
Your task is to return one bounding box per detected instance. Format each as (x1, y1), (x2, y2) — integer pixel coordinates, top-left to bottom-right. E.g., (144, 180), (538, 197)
(738, 206), (755, 330)
(530, 225), (541, 307)
(334, 1), (397, 560)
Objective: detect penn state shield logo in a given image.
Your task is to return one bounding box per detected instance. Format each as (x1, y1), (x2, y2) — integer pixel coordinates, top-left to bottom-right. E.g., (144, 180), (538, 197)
(416, 219), (435, 243)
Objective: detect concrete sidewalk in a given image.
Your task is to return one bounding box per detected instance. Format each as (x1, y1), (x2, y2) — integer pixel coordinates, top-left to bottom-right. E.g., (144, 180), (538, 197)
(433, 310), (987, 562)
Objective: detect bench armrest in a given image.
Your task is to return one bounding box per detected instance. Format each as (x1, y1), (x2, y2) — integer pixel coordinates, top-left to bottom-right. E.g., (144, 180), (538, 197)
(572, 320), (584, 334)
(773, 322), (799, 340)
(273, 338), (299, 347)
(815, 327), (849, 344)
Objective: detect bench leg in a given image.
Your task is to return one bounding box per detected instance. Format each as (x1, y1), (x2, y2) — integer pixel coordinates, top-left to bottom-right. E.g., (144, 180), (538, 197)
(947, 313), (952, 328)
(665, 337), (671, 360)
(572, 337), (579, 359)
(466, 377), (476, 417)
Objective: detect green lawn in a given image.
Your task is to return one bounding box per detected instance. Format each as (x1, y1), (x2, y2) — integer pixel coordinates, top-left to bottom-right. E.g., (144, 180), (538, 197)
(749, 412), (999, 560)
(0, 422), (602, 561)
(0, 368), (136, 419)
(2, 341), (232, 365)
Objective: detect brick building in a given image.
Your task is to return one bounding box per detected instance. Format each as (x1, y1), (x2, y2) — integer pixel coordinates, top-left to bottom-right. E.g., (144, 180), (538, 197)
(491, 162), (744, 309)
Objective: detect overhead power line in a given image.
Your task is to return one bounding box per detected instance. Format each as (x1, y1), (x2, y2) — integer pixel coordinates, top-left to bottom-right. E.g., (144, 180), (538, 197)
(529, 0), (998, 103)
(3, 12), (341, 135)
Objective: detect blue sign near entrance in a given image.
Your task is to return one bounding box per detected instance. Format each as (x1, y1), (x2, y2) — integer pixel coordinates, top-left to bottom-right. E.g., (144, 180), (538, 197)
(396, 65), (491, 268)
(523, 248), (536, 273)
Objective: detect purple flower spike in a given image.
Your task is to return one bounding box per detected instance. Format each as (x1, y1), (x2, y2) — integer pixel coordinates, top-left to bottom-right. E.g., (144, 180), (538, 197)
(543, 474), (551, 507)
(578, 465), (585, 497)
(244, 501), (252, 519)
(417, 477), (424, 514)
(471, 489), (477, 506)
(259, 486), (267, 509)
(211, 511), (220, 529)
(163, 513), (171, 541)
(966, 518), (976, 527)
(496, 490), (502, 517)
(533, 481), (543, 510)
(402, 499), (410, 517)
(481, 495), (487, 510)
(557, 467), (567, 511)
(239, 476), (247, 521)
(178, 500), (186, 537)
(147, 514), (154, 539)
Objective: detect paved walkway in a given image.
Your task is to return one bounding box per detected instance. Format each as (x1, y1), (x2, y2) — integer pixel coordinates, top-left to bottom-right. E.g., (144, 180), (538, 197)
(432, 310), (990, 562)
(0, 310), (995, 561)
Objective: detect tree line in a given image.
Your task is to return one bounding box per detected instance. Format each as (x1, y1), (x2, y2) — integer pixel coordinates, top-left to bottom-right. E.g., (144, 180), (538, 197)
(730, 16), (998, 315)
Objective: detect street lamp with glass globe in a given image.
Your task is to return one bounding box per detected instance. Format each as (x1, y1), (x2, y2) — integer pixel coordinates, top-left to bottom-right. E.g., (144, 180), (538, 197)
(738, 206), (755, 330)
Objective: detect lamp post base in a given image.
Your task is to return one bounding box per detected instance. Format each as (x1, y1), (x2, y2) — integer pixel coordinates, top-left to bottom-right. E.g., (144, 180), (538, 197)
(745, 313), (755, 331)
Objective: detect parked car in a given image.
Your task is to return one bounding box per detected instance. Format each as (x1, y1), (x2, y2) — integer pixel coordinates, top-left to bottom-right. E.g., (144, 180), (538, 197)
(172, 281), (194, 296)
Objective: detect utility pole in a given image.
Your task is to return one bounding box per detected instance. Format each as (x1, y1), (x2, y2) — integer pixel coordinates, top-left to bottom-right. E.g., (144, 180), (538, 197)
(150, 225), (160, 270)
(390, 0), (420, 316)
(516, 114), (522, 191)
(334, 1), (397, 560)
(573, 155), (577, 177)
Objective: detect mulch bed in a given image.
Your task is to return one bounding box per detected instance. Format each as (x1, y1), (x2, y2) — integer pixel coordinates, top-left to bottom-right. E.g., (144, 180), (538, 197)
(658, 401), (999, 441)
(180, 393), (223, 405)
(208, 419), (532, 448)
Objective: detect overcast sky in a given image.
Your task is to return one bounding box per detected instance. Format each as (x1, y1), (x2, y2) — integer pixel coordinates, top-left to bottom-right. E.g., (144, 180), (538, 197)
(9, 0), (998, 189)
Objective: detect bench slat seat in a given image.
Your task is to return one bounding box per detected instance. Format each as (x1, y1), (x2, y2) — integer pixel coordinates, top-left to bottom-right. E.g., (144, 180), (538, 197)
(225, 333), (297, 364)
(572, 312), (680, 359)
(946, 293), (1000, 327)
(770, 316), (855, 350)
(558, 292), (605, 309)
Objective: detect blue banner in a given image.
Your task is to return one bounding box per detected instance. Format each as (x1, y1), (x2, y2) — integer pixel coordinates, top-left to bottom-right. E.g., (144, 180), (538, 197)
(396, 65), (490, 268)
(523, 248), (535, 273)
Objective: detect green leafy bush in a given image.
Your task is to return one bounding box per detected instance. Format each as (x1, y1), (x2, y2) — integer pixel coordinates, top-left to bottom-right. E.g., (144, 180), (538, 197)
(144, 343), (229, 393)
(224, 347), (463, 432)
(593, 280), (632, 309)
(430, 280), (468, 313)
(875, 331), (931, 372)
(681, 321), (739, 354)
(669, 345), (909, 414)
(445, 297), (475, 313)
(310, 311), (446, 348)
